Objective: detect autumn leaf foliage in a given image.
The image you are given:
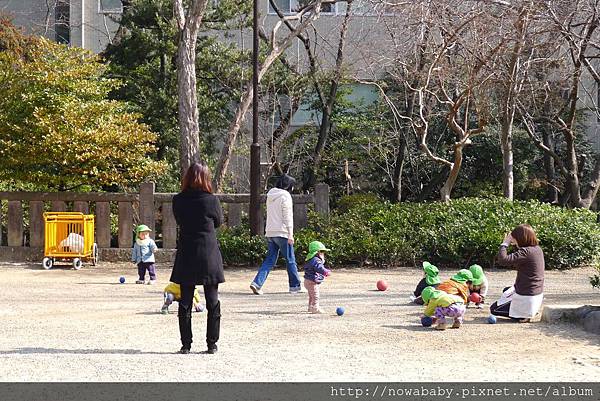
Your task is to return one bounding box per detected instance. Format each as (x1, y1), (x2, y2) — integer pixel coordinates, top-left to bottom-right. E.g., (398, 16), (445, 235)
(0, 16), (165, 189)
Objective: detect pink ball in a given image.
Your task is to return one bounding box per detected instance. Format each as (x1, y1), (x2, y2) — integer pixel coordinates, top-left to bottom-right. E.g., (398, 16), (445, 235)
(469, 292), (482, 303)
(376, 280), (388, 291)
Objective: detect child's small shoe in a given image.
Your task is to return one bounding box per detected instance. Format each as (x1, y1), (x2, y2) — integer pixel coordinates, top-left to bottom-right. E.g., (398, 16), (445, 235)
(135, 280), (145, 284)
(160, 304), (169, 314)
(476, 303), (483, 309)
(451, 320), (462, 329)
(435, 323), (447, 331)
(147, 280), (157, 285)
(309, 307), (324, 314)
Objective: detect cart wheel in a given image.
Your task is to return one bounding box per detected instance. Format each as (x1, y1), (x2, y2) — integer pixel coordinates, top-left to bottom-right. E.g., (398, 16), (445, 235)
(91, 243), (99, 266)
(72, 258), (83, 270)
(42, 257), (53, 270)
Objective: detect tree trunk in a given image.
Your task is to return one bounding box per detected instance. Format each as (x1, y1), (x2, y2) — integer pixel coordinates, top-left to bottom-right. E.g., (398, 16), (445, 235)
(391, 134), (407, 202)
(541, 129), (558, 203)
(174, 0), (209, 177)
(440, 144), (463, 202)
(500, 6), (529, 201)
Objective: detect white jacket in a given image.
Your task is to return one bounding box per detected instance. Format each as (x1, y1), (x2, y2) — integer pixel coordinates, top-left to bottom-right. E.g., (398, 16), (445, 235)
(265, 188), (294, 239)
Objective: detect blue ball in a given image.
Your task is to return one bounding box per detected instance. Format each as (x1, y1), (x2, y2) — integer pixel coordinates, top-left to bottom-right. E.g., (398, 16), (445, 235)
(336, 307), (345, 316)
(119, 276), (125, 284)
(421, 316), (433, 327)
(487, 315), (497, 324)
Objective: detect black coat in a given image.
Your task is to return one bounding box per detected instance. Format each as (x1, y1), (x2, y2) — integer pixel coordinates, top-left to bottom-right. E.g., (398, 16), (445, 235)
(170, 190), (225, 286)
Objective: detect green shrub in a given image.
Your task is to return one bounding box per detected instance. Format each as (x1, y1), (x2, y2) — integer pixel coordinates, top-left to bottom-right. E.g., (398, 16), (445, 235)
(296, 198), (600, 269)
(216, 198), (600, 270)
(217, 226), (266, 266)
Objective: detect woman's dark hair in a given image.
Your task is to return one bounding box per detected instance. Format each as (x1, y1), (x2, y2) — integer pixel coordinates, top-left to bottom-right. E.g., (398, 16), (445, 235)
(182, 162), (213, 193)
(511, 224), (538, 247)
(275, 174), (296, 191)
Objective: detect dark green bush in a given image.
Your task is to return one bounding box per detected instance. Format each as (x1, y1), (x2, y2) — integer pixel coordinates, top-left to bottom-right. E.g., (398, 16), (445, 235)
(217, 198), (600, 270)
(296, 198), (600, 270)
(217, 226), (266, 266)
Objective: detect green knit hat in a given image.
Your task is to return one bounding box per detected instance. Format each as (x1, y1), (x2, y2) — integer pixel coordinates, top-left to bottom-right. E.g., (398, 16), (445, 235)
(421, 286), (443, 304)
(469, 264), (485, 286)
(305, 241), (331, 261)
(135, 224), (152, 234)
(423, 261), (441, 285)
(452, 269), (473, 283)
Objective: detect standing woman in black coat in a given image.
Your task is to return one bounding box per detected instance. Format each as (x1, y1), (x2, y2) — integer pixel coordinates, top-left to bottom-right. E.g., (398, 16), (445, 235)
(170, 162), (225, 354)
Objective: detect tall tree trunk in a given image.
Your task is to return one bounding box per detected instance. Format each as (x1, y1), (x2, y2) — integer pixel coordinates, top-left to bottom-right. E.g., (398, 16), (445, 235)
(174, 0), (209, 177)
(391, 135), (407, 202)
(500, 6), (529, 201)
(303, 0), (353, 191)
(541, 129), (558, 203)
(440, 144), (464, 202)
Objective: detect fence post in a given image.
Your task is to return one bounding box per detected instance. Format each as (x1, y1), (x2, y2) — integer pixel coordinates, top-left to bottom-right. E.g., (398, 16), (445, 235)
(162, 202), (177, 249)
(73, 201), (89, 214)
(7, 201), (23, 247)
(95, 202), (111, 248)
(228, 203), (242, 228)
(293, 202), (308, 230)
(139, 182), (155, 238)
(314, 183), (330, 218)
(29, 201), (45, 247)
(51, 201), (66, 212)
(118, 202), (133, 248)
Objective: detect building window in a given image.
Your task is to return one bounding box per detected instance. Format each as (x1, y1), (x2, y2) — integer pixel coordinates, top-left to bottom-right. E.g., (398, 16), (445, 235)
(268, 0), (296, 14)
(99, 0), (123, 14)
(55, 0), (70, 44)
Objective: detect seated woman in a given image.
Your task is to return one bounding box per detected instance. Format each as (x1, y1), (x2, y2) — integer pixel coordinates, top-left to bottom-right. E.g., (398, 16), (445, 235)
(490, 224), (545, 323)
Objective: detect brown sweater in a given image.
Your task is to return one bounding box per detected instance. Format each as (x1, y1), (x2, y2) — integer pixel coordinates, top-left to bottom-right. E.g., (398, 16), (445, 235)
(497, 245), (545, 296)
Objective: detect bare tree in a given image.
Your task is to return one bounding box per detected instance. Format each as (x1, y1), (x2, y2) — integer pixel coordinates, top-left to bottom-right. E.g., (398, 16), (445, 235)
(212, 0), (325, 191)
(519, 0), (600, 208)
(174, 0), (210, 176)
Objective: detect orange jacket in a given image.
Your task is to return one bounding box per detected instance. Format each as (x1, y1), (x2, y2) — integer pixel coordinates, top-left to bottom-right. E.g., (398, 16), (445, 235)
(437, 279), (469, 304)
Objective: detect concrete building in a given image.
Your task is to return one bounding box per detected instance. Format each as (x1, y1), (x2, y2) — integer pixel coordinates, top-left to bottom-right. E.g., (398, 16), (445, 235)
(0, 0), (122, 54)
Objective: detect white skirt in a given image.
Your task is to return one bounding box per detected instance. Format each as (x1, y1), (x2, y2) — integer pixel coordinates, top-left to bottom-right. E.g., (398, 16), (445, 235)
(495, 286), (543, 318)
(509, 292), (544, 318)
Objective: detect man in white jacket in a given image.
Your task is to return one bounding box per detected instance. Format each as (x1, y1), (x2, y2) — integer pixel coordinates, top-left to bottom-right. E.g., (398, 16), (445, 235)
(250, 174), (302, 294)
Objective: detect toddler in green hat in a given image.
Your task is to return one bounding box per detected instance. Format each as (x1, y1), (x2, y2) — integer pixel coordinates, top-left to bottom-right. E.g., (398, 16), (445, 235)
(132, 224), (158, 284)
(411, 261), (441, 305)
(303, 241), (331, 314)
(467, 264), (488, 309)
(437, 269), (474, 306)
(421, 286), (466, 331)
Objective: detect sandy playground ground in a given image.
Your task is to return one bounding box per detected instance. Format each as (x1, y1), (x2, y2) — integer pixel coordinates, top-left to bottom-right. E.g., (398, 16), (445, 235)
(0, 262), (598, 382)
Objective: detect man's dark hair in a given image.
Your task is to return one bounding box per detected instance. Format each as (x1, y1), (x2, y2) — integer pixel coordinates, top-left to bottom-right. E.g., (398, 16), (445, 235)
(275, 174), (296, 191)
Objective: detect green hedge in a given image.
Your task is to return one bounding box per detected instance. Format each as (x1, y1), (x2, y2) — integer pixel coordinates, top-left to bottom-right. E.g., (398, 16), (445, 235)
(218, 198), (600, 270)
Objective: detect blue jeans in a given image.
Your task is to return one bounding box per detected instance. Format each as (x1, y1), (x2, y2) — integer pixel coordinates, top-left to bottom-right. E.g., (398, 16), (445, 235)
(252, 237), (301, 290)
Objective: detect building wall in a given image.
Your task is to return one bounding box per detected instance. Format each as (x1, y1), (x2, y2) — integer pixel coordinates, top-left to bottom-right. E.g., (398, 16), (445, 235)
(0, 0), (120, 53)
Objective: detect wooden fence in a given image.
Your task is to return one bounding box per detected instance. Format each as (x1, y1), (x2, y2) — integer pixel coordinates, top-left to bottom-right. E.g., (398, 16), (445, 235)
(0, 183), (330, 250)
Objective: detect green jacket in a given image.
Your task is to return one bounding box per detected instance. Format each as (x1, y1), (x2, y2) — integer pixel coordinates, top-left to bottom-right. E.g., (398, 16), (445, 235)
(424, 292), (464, 317)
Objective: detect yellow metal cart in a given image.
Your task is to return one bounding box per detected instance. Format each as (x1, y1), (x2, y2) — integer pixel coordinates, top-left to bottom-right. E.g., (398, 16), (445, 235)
(42, 212), (98, 270)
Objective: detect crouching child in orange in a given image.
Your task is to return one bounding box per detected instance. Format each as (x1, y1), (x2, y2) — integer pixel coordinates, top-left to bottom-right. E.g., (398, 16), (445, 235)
(303, 241), (331, 314)
(437, 269), (474, 304)
(421, 286), (466, 330)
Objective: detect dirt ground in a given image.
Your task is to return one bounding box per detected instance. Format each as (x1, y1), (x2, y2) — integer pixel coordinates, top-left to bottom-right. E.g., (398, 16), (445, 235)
(0, 262), (598, 382)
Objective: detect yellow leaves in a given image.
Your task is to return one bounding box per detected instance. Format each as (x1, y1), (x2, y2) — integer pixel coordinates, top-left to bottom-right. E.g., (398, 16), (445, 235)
(0, 36), (165, 188)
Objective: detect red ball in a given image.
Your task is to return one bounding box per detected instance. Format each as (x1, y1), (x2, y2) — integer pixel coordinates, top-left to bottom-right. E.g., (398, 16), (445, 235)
(376, 280), (388, 291)
(469, 292), (482, 303)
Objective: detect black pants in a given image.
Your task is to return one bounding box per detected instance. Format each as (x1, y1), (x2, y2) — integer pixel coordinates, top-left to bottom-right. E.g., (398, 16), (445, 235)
(179, 284), (220, 349)
(490, 287), (513, 318)
(490, 301), (511, 317)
